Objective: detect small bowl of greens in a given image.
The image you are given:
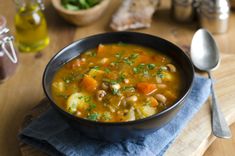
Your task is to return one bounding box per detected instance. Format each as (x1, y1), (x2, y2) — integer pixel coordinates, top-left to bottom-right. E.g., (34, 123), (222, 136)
(52, 0), (110, 26)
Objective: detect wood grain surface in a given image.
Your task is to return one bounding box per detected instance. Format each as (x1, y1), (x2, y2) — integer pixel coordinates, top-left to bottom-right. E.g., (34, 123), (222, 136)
(0, 0), (235, 156)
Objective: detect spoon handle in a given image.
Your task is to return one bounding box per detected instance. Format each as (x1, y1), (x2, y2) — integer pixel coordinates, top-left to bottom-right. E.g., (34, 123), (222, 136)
(208, 72), (232, 138)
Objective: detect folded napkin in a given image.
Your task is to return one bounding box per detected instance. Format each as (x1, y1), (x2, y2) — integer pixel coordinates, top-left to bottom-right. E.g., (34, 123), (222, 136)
(19, 75), (211, 156)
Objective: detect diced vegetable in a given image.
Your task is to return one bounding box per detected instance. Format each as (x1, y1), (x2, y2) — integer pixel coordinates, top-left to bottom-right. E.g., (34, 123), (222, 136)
(88, 69), (104, 77)
(123, 107), (135, 121)
(102, 112), (112, 121)
(52, 81), (65, 92)
(81, 75), (98, 92)
(140, 105), (156, 117)
(126, 95), (138, 103)
(148, 96), (158, 107)
(136, 82), (157, 95)
(66, 92), (89, 113)
(162, 71), (173, 81)
(97, 44), (106, 56)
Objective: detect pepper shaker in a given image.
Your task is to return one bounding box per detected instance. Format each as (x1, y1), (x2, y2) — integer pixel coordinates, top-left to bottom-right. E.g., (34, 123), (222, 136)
(198, 0), (230, 34)
(171, 0), (195, 22)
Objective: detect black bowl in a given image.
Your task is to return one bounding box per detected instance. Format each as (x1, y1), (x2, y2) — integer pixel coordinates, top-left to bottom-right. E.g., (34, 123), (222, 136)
(43, 32), (194, 142)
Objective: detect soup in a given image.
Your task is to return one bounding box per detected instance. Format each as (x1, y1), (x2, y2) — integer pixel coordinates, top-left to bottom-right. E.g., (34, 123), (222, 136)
(51, 43), (184, 122)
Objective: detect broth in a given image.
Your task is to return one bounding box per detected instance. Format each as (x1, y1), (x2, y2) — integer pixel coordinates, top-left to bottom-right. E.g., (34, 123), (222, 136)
(51, 43), (184, 122)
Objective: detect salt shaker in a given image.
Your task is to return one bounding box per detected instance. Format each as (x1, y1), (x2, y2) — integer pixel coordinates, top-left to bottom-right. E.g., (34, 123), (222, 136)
(0, 15), (18, 83)
(171, 0), (195, 22)
(198, 0), (230, 34)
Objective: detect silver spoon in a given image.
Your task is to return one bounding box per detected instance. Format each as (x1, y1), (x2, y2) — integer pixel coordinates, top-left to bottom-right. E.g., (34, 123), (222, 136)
(190, 29), (231, 138)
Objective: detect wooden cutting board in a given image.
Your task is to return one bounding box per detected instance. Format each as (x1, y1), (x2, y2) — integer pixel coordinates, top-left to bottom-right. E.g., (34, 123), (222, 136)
(19, 54), (235, 156)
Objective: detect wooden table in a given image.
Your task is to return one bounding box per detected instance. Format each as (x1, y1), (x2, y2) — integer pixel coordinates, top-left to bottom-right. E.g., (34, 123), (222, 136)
(0, 0), (235, 155)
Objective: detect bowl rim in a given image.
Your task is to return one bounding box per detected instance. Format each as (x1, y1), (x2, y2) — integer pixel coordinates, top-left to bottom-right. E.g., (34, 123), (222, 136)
(43, 31), (195, 126)
(51, 0), (110, 15)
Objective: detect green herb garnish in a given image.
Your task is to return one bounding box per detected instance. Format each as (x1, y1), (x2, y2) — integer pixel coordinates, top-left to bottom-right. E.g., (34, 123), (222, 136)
(102, 112), (111, 121)
(129, 53), (139, 59)
(104, 68), (111, 73)
(121, 86), (135, 92)
(90, 66), (100, 70)
(87, 112), (100, 121)
(147, 64), (156, 70)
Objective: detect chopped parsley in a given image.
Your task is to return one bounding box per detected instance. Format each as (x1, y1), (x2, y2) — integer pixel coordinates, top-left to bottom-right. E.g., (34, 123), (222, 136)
(129, 53), (139, 59)
(123, 57), (133, 66)
(102, 112), (112, 121)
(87, 102), (96, 112)
(87, 112), (100, 121)
(104, 68), (111, 73)
(147, 64), (156, 70)
(121, 86), (135, 92)
(90, 66), (100, 70)
(156, 69), (165, 79)
(132, 63), (155, 76)
(117, 73), (126, 83)
(115, 52), (123, 59)
(111, 88), (120, 95)
(123, 53), (139, 66)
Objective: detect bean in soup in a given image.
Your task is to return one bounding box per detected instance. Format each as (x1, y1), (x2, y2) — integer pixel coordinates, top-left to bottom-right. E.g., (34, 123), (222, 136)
(51, 43), (184, 122)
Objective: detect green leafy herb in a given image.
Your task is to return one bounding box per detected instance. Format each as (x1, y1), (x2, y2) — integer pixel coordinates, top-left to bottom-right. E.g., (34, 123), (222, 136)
(123, 58), (133, 66)
(115, 52), (123, 59)
(133, 67), (139, 74)
(156, 69), (164, 79)
(103, 78), (117, 85)
(87, 112), (100, 121)
(90, 66), (100, 70)
(147, 64), (156, 70)
(87, 102), (96, 112)
(121, 86), (135, 92)
(102, 112), (111, 121)
(143, 70), (149, 76)
(129, 53), (139, 59)
(117, 73), (126, 83)
(110, 61), (119, 67)
(104, 68), (111, 73)
(111, 88), (119, 95)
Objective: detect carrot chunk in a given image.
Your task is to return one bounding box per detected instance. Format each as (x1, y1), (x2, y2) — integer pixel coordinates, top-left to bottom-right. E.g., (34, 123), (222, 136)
(149, 97), (158, 107)
(97, 44), (106, 56)
(136, 82), (157, 95)
(81, 75), (98, 92)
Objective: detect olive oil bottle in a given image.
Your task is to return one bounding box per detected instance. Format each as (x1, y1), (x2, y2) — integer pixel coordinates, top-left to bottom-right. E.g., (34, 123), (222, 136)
(14, 0), (49, 52)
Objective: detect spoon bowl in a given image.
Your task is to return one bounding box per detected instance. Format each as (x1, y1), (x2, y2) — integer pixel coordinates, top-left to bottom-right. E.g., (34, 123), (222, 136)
(191, 29), (220, 71)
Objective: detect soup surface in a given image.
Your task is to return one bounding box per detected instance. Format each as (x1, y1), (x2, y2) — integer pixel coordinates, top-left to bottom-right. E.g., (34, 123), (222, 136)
(51, 43), (184, 122)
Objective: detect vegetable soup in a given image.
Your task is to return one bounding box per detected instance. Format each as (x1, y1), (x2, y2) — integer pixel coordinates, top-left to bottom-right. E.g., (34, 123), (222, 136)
(51, 43), (184, 122)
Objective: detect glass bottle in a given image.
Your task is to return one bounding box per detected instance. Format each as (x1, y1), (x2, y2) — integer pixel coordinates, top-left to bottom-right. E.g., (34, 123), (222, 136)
(14, 0), (50, 52)
(0, 15), (18, 83)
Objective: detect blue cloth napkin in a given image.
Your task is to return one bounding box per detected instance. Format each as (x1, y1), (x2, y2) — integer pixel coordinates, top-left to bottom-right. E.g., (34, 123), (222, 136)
(19, 75), (211, 156)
